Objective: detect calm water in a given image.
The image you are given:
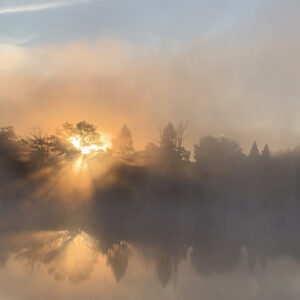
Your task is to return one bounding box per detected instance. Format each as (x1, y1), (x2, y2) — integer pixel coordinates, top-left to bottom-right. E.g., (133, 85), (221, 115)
(1, 151), (300, 299)
(0, 230), (299, 300)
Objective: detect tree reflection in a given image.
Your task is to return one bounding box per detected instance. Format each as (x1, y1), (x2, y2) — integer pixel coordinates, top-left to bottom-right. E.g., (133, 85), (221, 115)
(2, 122), (300, 286)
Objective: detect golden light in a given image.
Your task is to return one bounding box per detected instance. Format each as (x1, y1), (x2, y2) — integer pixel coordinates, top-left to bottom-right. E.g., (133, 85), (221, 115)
(31, 133), (112, 205)
(81, 146), (91, 155)
(69, 135), (109, 155)
(45, 231), (99, 283)
(70, 136), (81, 149)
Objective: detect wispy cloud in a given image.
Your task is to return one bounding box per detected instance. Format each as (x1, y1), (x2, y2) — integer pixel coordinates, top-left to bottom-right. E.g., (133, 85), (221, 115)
(0, 34), (37, 45)
(0, 0), (90, 14)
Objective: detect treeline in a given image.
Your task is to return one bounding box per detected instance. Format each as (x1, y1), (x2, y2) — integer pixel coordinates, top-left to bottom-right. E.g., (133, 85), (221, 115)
(0, 119), (296, 194)
(0, 120), (278, 173)
(2, 121), (300, 286)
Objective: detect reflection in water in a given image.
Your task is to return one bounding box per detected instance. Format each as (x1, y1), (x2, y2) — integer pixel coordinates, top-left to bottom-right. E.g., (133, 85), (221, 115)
(1, 230), (300, 300)
(45, 231), (98, 283)
(2, 135), (300, 299)
(0, 230), (132, 284)
(106, 241), (131, 282)
(0, 231), (99, 283)
(1, 228), (299, 290)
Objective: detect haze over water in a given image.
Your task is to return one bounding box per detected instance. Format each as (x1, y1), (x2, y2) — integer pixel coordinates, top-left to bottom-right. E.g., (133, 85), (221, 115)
(1, 0), (300, 299)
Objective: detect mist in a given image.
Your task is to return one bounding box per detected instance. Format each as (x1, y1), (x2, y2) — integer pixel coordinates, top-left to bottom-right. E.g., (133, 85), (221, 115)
(2, 0), (300, 151)
(1, 120), (300, 294)
(1, 0), (300, 299)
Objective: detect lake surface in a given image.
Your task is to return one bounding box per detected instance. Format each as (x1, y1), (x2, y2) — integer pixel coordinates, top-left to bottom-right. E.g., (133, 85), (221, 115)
(1, 152), (300, 299)
(0, 230), (300, 300)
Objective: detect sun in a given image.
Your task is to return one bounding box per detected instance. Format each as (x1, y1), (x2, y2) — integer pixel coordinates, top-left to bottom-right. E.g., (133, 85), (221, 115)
(69, 136), (109, 155)
(70, 136), (81, 149)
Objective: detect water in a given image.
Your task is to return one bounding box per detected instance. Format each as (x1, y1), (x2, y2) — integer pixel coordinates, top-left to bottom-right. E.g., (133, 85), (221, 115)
(0, 230), (299, 300)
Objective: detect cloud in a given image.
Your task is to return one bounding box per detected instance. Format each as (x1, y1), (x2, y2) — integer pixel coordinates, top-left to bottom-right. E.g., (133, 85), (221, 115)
(0, 0), (90, 14)
(1, 1), (300, 152)
(1, 35), (300, 152)
(0, 34), (37, 46)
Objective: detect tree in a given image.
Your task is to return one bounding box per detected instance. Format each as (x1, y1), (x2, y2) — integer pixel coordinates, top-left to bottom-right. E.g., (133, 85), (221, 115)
(194, 136), (217, 163)
(24, 127), (57, 164)
(159, 122), (190, 162)
(0, 126), (21, 162)
(145, 142), (159, 153)
(0, 126), (28, 181)
(175, 121), (190, 161)
(55, 121), (104, 158)
(249, 141), (260, 159)
(0, 126), (16, 141)
(112, 124), (134, 159)
(59, 121), (101, 147)
(177, 146), (191, 161)
(194, 136), (242, 164)
(160, 122), (177, 151)
(261, 144), (271, 160)
(175, 121), (188, 149)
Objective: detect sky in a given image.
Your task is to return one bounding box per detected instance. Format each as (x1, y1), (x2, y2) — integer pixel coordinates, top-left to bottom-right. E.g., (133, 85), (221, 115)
(1, 0), (300, 152)
(0, 0), (261, 46)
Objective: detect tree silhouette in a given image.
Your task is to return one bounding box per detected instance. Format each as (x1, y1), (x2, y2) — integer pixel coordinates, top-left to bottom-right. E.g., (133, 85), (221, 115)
(24, 128), (58, 164)
(261, 144), (271, 159)
(194, 136), (242, 164)
(112, 124), (134, 159)
(59, 121), (101, 147)
(0, 126), (29, 181)
(6, 120), (300, 288)
(0, 126), (16, 141)
(249, 141), (260, 158)
(141, 142), (160, 164)
(160, 122), (177, 151)
(0, 126), (21, 164)
(175, 121), (190, 161)
(159, 122), (190, 162)
(106, 242), (130, 282)
(175, 121), (188, 149)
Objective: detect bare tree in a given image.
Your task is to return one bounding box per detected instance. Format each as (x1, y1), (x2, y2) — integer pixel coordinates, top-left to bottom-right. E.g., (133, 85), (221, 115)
(24, 127), (57, 164)
(175, 120), (188, 149)
(159, 121), (190, 162)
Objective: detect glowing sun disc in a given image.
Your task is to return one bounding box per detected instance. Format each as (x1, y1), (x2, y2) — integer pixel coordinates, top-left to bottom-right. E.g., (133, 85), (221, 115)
(69, 136), (108, 155)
